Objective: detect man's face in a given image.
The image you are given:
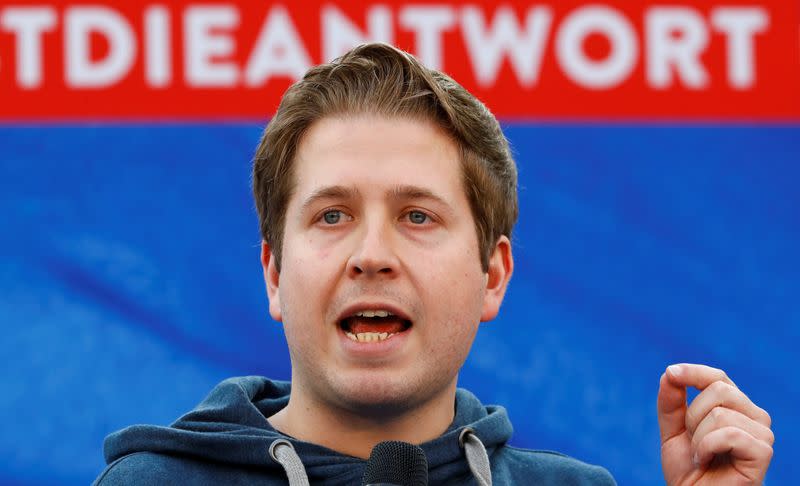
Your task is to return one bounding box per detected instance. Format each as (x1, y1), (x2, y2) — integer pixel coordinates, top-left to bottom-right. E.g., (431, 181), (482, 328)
(262, 115), (511, 413)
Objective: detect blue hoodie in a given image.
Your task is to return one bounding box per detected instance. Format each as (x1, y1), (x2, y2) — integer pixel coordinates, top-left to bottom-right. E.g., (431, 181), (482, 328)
(93, 376), (616, 485)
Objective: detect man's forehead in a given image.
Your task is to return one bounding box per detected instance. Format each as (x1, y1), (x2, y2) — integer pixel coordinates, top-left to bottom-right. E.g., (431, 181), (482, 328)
(295, 114), (458, 162)
(288, 115), (466, 211)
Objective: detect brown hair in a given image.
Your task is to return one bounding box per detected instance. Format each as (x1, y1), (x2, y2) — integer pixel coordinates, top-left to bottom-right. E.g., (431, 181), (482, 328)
(252, 43), (518, 272)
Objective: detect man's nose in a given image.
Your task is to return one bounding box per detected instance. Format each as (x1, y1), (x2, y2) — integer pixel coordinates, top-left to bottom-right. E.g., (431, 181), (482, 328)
(345, 220), (399, 278)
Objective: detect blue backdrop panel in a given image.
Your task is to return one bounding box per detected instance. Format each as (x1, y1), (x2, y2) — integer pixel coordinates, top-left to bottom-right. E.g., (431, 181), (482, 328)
(1, 124), (797, 485)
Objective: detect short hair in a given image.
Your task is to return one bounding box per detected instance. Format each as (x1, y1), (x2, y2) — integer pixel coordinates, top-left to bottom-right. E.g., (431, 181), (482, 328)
(252, 43), (518, 272)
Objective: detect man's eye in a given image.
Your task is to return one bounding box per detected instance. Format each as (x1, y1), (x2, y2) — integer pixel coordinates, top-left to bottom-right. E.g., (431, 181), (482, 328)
(322, 210), (342, 224)
(407, 210), (429, 224)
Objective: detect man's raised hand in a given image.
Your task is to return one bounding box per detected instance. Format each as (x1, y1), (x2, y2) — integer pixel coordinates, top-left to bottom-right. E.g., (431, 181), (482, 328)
(657, 363), (774, 485)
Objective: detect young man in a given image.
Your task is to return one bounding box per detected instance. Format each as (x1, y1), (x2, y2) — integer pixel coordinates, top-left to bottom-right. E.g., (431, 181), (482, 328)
(94, 43), (774, 485)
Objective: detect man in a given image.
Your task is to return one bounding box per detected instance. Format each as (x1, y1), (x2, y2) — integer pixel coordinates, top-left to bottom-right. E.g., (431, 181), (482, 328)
(94, 43), (774, 485)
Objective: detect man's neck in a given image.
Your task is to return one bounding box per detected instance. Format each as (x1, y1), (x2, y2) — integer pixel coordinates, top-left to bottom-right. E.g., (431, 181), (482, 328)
(267, 383), (457, 459)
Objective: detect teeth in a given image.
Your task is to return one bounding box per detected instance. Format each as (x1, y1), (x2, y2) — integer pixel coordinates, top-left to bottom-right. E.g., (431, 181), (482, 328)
(345, 331), (395, 343)
(354, 310), (393, 318)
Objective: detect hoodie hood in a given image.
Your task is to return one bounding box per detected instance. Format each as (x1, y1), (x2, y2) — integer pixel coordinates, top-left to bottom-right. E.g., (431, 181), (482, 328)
(104, 376), (512, 483)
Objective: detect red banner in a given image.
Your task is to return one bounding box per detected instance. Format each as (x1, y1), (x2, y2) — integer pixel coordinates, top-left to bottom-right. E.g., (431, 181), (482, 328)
(1, 0), (798, 120)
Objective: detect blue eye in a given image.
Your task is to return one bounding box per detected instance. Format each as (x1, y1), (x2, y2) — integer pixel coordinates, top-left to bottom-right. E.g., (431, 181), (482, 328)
(408, 211), (428, 224)
(322, 210), (342, 224)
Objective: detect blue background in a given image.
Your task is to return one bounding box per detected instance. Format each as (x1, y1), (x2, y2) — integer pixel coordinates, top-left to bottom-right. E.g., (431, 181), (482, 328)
(1, 123), (797, 485)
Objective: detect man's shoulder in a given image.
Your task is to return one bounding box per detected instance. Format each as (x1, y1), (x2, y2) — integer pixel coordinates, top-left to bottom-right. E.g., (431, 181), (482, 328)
(93, 452), (181, 486)
(493, 445), (617, 485)
(92, 451), (283, 486)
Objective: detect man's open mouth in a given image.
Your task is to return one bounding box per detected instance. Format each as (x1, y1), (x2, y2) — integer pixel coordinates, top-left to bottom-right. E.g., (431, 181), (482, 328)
(339, 310), (412, 343)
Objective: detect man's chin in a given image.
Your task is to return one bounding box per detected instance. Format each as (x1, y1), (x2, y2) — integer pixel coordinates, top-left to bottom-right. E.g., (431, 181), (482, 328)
(326, 374), (436, 417)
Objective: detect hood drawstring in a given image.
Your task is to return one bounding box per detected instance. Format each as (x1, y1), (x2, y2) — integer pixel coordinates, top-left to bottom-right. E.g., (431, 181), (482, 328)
(269, 439), (309, 486)
(269, 430), (493, 486)
(459, 427), (493, 486)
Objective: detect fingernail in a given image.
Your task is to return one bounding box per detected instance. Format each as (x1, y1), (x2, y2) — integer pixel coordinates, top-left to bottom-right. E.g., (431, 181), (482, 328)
(692, 452), (699, 467)
(668, 364), (682, 377)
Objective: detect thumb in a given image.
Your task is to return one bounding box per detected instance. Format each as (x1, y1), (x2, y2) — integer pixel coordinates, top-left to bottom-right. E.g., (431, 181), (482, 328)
(658, 365), (688, 444)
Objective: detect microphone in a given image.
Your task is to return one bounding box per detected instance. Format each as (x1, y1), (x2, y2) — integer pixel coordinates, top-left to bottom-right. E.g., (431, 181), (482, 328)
(361, 441), (428, 486)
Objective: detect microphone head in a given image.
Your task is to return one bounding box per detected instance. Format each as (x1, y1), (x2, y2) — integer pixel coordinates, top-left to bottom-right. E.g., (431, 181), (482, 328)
(361, 441), (428, 486)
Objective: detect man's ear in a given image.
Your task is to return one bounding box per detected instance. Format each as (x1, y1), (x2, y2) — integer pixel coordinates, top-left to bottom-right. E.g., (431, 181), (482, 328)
(261, 241), (282, 322)
(480, 235), (513, 322)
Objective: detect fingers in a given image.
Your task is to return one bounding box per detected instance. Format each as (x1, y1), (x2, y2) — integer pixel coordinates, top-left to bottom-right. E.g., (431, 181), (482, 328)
(659, 363), (771, 444)
(695, 426), (773, 475)
(665, 363), (736, 390)
(657, 371), (688, 443)
(692, 407), (775, 457)
(658, 363), (733, 444)
(685, 380), (772, 436)
(663, 362), (775, 481)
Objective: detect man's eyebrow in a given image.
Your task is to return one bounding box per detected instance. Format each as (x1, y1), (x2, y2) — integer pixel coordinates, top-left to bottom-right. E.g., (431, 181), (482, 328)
(300, 185), (361, 212)
(300, 184), (454, 213)
(388, 185), (454, 213)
